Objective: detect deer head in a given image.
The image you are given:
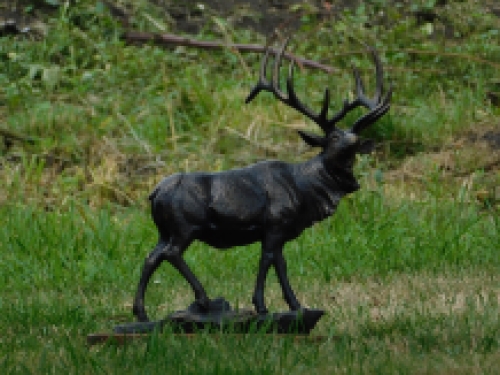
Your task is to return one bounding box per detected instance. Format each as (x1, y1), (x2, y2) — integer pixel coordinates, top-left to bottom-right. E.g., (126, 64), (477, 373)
(245, 37), (392, 166)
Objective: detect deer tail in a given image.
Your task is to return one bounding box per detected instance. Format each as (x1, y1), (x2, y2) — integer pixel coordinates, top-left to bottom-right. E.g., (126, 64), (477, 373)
(148, 174), (184, 201)
(148, 186), (160, 201)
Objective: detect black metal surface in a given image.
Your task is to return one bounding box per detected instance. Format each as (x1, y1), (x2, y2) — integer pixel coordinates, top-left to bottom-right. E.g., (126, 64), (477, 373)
(118, 298), (324, 334)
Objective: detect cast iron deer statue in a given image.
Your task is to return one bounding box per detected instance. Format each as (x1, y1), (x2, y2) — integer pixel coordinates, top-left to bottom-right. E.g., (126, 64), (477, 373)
(133, 37), (392, 322)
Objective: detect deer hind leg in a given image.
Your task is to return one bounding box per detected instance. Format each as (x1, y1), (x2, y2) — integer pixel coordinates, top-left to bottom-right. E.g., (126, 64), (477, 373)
(133, 239), (169, 322)
(133, 236), (210, 322)
(165, 238), (210, 311)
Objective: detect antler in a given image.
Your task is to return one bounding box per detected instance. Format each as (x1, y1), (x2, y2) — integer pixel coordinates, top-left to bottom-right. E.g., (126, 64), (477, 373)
(346, 47), (392, 134)
(246, 37), (392, 136)
(245, 36), (334, 135)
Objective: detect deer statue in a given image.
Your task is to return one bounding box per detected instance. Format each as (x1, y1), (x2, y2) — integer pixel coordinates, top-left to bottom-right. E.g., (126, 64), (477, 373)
(132, 37), (392, 322)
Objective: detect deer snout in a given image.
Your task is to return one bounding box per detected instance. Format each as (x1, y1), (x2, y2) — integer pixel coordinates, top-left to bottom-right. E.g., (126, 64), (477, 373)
(344, 132), (358, 145)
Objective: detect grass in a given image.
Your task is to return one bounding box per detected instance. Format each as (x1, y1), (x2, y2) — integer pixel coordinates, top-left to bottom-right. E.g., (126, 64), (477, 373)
(1, 189), (498, 373)
(1, 0), (500, 373)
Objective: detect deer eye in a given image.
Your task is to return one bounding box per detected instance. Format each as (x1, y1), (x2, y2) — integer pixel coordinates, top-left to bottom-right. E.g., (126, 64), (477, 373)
(329, 133), (340, 141)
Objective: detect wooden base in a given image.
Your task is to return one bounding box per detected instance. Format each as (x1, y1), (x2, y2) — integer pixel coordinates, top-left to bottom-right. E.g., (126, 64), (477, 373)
(87, 332), (328, 346)
(89, 299), (327, 346)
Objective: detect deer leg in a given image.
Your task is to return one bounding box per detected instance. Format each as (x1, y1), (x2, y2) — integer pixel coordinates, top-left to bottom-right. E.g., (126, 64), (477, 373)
(166, 251), (210, 311)
(252, 250), (274, 314)
(273, 250), (302, 311)
(133, 239), (168, 322)
(253, 231), (289, 314)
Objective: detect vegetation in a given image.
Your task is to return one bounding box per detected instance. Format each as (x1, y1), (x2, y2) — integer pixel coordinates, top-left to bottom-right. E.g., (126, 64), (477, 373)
(1, 0), (499, 373)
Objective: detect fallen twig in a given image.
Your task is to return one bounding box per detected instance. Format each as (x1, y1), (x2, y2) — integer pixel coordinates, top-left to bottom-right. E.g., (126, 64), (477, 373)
(122, 31), (340, 74)
(121, 32), (448, 75)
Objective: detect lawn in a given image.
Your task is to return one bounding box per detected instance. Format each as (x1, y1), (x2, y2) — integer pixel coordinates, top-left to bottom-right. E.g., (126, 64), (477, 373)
(1, 0), (500, 373)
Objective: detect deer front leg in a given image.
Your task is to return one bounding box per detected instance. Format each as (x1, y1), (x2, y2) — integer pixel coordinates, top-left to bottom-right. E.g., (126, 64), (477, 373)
(253, 231), (302, 314)
(252, 231), (302, 314)
(252, 250), (274, 314)
(273, 250), (302, 311)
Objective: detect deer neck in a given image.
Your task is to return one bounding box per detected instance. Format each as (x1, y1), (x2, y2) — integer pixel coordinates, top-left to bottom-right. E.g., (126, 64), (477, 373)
(321, 152), (359, 193)
(293, 155), (359, 224)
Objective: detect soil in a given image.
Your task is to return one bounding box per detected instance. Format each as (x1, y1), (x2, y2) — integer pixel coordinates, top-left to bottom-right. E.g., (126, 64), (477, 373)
(1, 0), (333, 36)
(3, 1), (500, 37)
(467, 129), (500, 151)
(151, 0), (332, 35)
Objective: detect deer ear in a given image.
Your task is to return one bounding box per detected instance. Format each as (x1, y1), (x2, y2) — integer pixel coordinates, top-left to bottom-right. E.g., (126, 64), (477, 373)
(298, 130), (326, 148)
(357, 139), (375, 154)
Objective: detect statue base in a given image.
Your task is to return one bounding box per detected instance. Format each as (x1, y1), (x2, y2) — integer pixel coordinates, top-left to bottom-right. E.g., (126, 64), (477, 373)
(114, 297), (324, 335)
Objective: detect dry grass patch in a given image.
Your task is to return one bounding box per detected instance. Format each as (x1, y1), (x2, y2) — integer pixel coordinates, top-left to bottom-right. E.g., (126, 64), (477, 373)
(380, 125), (500, 205)
(332, 271), (498, 324)
(285, 270), (500, 334)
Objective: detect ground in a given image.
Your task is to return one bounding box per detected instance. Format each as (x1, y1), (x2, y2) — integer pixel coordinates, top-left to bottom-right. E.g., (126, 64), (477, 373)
(5, 0), (500, 34)
(1, 1), (500, 373)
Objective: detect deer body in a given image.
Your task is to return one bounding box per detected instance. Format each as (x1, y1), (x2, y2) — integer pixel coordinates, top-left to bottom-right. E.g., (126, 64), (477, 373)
(132, 37), (392, 322)
(149, 155), (359, 250)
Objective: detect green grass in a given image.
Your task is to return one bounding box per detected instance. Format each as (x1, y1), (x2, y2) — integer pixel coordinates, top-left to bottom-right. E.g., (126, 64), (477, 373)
(1, 0), (500, 373)
(1, 189), (499, 373)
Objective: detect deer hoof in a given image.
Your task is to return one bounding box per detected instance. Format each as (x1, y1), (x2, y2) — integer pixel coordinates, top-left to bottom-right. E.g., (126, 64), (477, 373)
(254, 304), (268, 315)
(252, 296), (268, 315)
(256, 307), (268, 315)
(132, 303), (149, 322)
(195, 296), (210, 312)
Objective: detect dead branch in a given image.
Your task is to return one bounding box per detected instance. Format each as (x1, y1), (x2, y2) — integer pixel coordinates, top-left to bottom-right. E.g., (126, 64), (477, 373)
(122, 31), (340, 74)
(121, 32), (447, 75)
